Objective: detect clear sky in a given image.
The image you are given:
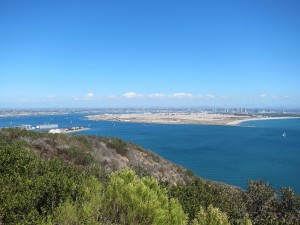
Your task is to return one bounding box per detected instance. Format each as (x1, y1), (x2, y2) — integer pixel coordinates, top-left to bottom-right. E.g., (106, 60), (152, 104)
(0, 0), (299, 108)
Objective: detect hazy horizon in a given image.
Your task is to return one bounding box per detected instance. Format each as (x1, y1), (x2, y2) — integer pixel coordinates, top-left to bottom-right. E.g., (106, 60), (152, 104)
(1, 106), (299, 111)
(1, 1), (299, 108)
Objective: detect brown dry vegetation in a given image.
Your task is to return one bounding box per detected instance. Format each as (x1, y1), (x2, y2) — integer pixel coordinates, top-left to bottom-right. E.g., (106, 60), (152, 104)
(0, 128), (197, 185)
(2, 128), (299, 225)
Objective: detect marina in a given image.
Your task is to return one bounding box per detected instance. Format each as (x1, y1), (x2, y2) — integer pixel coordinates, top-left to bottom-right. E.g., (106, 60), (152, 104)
(14, 123), (88, 134)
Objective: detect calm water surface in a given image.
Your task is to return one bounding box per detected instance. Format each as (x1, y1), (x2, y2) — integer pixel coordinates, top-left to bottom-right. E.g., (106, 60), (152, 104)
(1, 114), (299, 192)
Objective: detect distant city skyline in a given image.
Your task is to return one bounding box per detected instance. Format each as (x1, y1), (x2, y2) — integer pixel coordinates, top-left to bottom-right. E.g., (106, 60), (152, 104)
(1, 0), (299, 108)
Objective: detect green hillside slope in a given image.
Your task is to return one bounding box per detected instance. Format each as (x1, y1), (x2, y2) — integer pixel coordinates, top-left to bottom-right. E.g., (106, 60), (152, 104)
(0, 128), (299, 224)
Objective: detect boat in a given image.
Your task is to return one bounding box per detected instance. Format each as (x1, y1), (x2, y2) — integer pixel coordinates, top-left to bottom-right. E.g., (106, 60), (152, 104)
(282, 132), (286, 138)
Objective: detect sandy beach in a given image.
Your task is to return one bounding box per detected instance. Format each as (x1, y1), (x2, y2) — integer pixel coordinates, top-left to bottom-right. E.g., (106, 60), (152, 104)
(86, 113), (299, 126)
(86, 113), (253, 126)
(227, 116), (300, 126)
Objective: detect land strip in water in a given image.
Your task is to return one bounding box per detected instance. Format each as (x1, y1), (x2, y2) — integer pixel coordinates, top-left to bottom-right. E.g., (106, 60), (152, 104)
(86, 113), (250, 125)
(86, 113), (299, 126)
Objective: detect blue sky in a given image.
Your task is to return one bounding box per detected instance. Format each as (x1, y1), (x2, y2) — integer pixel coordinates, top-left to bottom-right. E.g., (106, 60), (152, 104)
(0, 0), (299, 108)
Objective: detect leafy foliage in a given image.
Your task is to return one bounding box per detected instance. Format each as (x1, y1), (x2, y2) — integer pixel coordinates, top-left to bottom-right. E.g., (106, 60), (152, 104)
(245, 181), (300, 225)
(0, 128), (299, 225)
(0, 134), (85, 224)
(278, 187), (300, 224)
(102, 169), (188, 225)
(245, 180), (277, 224)
(169, 179), (247, 224)
(42, 176), (103, 225)
(192, 205), (230, 225)
(67, 146), (94, 165)
(106, 137), (129, 156)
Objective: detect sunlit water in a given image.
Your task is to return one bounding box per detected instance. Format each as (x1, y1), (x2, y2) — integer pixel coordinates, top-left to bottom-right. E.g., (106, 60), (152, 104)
(1, 114), (299, 192)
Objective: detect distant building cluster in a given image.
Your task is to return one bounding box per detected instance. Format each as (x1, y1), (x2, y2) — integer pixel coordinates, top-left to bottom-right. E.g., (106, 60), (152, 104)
(18, 124), (86, 134)
(211, 108), (248, 114)
(19, 124), (58, 130)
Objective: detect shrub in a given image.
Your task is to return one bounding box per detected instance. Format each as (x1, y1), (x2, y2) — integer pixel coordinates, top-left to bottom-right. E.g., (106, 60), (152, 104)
(102, 169), (188, 225)
(43, 176), (103, 225)
(106, 137), (128, 156)
(278, 187), (300, 224)
(67, 146), (94, 166)
(192, 205), (230, 225)
(0, 135), (86, 224)
(246, 181), (300, 224)
(246, 180), (277, 224)
(169, 179), (247, 224)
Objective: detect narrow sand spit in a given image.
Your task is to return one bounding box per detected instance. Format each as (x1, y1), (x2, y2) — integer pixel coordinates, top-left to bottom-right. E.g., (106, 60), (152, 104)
(86, 113), (251, 126)
(87, 113), (299, 126)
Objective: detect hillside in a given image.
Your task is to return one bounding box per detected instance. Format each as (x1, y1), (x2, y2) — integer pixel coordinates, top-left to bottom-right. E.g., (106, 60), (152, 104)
(2, 127), (196, 185)
(1, 128), (299, 225)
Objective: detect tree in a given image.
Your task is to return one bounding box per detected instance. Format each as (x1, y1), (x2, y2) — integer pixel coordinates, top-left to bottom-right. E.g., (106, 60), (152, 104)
(246, 180), (277, 224)
(278, 187), (300, 224)
(45, 177), (103, 225)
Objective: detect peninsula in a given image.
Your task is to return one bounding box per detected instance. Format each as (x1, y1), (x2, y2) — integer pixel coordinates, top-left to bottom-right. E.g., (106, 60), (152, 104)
(86, 111), (300, 126)
(86, 113), (253, 125)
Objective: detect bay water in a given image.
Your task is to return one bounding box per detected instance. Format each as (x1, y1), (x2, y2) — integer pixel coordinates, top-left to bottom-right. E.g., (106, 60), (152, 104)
(1, 114), (299, 192)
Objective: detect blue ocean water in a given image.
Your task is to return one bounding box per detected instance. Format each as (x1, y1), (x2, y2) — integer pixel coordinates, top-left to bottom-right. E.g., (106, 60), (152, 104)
(1, 114), (300, 193)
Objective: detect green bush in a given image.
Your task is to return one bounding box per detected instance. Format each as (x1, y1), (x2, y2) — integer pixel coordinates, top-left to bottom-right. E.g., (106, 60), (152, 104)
(67, 146), (94, 166)
(42, 176), (103, 225)
(245, 180), (300, 225)
(1, 129), (299, 225)
(169, 179), (247, 224)
(192, 205), (230, 225)
(70, 134), (93, 150)
(102, 169), (188, 225)
(106, 137), (129, 156)
(0, 135), (85, 224)
(278, 187), (300, 224)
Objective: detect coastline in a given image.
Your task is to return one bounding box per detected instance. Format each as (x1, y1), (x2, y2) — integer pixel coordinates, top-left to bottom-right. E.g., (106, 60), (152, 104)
(86, 113), (300, 126)
(64, 128), (90, 134)
(227, 116), (300, 126)
(86, 113), (252, 126)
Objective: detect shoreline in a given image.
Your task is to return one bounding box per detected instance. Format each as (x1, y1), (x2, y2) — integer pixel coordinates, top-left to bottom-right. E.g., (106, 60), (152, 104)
(64, 128), (90, 134)
(86, 113), (300, 126)
(227, 116), (300, 126)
